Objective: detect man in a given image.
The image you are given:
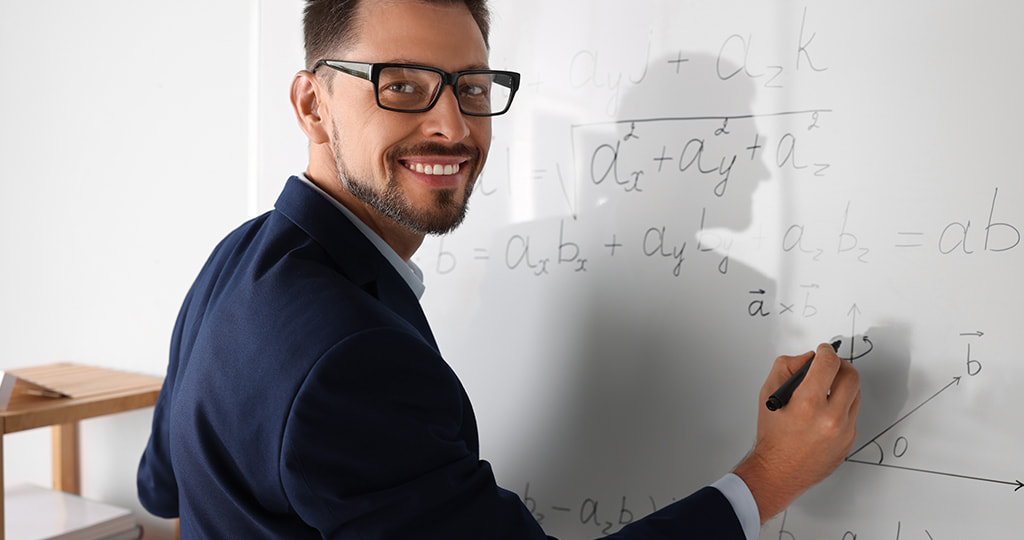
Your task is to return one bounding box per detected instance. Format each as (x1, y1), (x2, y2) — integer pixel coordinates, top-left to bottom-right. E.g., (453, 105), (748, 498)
(137, 0), (860, 538)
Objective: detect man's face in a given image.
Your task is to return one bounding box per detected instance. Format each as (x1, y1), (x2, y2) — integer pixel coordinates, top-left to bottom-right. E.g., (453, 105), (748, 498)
(324, 0), (491, 235)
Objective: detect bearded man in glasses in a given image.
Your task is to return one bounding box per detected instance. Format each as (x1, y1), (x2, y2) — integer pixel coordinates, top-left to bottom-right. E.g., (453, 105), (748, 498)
(137, 1), (860, 538)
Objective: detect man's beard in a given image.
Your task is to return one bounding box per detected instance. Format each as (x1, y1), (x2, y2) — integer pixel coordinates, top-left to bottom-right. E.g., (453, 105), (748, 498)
(332, 133), (479, 235)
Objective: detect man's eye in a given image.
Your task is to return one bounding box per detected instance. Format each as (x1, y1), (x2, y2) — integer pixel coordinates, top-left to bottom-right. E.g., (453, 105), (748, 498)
(385, 82), (418, 94)
(460, 84), (487, 97)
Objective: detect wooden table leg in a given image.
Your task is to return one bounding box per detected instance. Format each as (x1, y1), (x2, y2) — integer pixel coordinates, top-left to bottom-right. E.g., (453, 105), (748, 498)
(52, 422), (80, 494)
(1, 422), (6, 540)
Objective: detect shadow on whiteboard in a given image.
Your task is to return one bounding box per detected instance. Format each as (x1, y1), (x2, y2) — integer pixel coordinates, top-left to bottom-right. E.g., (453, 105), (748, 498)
(799, 324), (912, 518)
(501, 53), (782, 527)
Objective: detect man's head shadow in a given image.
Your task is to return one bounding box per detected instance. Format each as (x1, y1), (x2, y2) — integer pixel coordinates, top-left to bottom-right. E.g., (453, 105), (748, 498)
(523, 52), (783, 499)
(593, 52), (771, 234)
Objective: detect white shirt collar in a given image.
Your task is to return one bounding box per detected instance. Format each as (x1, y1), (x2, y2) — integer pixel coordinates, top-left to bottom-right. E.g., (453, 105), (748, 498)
(296, 173), (426, 299)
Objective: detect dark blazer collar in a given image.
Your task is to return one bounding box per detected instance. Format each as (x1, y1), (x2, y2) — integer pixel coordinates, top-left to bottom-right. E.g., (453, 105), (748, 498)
(274, 176), (438, 350)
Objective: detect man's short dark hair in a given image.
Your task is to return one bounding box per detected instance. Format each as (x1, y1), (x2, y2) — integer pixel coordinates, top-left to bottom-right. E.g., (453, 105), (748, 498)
(303, 0), (492, 70)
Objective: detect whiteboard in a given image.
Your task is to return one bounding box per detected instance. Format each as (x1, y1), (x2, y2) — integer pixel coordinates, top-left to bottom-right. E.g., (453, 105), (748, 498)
(408, 1), (1024, 538)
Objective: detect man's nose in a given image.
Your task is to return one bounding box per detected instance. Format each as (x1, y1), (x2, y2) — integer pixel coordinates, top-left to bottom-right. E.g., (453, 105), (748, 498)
(422, 86), (471, 142)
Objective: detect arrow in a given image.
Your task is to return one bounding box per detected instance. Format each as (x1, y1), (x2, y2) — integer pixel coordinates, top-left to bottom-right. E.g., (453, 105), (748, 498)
(846, 459), (1023, 492)
(847, 376), (961, 460)
(959, 331), (985, 337)
(846, 304), (861, 360)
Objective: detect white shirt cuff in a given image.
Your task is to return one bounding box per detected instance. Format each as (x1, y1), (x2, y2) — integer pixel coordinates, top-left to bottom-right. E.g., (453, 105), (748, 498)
(711, 473), (760, 540)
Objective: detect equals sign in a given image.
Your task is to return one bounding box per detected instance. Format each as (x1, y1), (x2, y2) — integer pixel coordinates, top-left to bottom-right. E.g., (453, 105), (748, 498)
(895, 232), (925, 248)
(532, 169), (547, 180)
(474, 248), (490, 260)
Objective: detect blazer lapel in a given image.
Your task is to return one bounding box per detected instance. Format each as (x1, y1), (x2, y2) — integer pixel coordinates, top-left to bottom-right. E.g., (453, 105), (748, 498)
(274, 176), (439, 352)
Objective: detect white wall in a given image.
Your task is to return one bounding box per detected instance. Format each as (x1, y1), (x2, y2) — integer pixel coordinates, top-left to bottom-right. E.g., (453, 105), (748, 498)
(0, 1), (261, 538)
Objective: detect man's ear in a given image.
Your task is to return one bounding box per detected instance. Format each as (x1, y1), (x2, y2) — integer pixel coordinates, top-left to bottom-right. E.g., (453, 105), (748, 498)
(291, 71), (330, 144)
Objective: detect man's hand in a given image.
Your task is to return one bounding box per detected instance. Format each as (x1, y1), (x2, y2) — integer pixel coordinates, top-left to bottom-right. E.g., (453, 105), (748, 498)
(732, 342), (861, 523)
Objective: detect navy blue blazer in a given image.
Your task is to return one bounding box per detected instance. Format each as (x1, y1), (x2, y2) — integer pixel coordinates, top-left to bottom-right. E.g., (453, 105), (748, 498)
(138, 176), (745, 539)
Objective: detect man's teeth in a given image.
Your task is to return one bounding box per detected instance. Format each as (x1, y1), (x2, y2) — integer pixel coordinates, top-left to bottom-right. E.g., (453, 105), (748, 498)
(405, 162), (460, 175)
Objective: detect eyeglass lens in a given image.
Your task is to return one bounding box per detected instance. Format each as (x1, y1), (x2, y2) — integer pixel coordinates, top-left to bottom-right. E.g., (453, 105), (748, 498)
(377, 66), (514, 115)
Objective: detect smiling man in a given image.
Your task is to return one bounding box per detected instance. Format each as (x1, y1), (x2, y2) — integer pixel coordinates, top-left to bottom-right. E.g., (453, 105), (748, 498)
(137, 1), (859, 538)
(301, 0), (494, 253)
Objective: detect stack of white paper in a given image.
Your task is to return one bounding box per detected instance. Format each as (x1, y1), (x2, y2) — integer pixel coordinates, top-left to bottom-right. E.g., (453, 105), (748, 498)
(5, 483), (141, 540)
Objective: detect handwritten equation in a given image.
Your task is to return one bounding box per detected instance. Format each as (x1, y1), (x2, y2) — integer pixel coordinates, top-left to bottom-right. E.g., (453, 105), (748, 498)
(420, 110), (1022, 282)
(422, 4), (1024, 539)
(521, 482), (682, 536)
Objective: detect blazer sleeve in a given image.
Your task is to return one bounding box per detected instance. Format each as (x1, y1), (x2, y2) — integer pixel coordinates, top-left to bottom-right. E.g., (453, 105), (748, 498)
(279, 326), (549, 539)
(136, 290), (196, 519)
(136, 370), (180, 518)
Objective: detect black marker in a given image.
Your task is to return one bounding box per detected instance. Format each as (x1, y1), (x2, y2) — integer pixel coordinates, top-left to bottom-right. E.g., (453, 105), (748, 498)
(765, 340), (842, 411)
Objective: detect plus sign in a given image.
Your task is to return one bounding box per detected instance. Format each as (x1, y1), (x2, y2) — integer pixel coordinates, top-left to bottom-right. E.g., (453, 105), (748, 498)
(653, 145), (674, 172)
(750, 226), (767, 250)
(605, 235), (624, 256)
(747, 133), (763, 160)
(668, 51), (690, 74)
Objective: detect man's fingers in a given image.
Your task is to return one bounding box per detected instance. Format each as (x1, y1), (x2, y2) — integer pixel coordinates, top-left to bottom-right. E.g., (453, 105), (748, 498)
(799, 342), (843, 398)
(828, 358), (860, 408)
(762, 351), (814, 398)
(762, 344), (861, 413)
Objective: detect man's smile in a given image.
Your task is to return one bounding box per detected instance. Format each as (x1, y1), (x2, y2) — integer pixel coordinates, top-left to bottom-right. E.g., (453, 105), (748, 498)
(402, 160), (463, 176)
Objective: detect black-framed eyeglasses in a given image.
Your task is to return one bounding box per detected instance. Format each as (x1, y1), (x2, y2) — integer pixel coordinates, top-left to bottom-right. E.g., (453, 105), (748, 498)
(312, 60), (520, 117)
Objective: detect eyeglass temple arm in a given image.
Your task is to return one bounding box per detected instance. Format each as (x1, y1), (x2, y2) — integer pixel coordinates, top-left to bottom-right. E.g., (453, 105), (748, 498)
(313, 60), (372, 81)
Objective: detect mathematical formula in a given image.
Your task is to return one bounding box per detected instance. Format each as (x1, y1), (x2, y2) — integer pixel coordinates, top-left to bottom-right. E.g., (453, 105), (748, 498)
(424, 3), (1024, 539)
